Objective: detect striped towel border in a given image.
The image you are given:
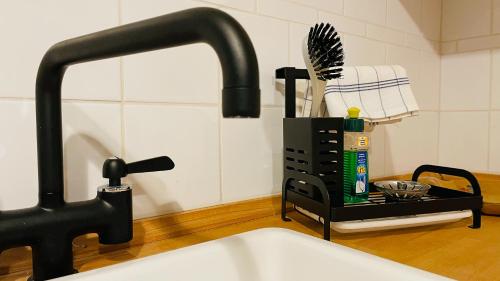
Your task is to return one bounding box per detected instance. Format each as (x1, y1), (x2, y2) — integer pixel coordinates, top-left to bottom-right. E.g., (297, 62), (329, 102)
(325, 77), (410, 94)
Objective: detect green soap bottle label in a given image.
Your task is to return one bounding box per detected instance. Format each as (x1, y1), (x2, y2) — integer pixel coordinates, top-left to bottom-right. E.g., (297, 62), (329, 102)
(355, 151), (368, 194)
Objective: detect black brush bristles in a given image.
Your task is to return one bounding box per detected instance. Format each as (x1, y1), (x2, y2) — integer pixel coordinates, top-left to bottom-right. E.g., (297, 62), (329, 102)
(307, 23), (344, 81)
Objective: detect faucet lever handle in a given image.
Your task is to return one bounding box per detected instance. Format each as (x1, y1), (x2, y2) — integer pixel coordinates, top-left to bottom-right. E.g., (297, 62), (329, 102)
(103, 156), (174, 186)
(126, 156), (175, 174)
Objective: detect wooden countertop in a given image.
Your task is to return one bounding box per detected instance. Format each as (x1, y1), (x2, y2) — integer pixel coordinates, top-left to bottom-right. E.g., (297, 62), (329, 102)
(1, 178), (500, 281)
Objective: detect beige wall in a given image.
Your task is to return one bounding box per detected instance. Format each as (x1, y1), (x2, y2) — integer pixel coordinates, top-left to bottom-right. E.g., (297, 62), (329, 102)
(0, 0), (441, 218)
(440, 0), (500, 173)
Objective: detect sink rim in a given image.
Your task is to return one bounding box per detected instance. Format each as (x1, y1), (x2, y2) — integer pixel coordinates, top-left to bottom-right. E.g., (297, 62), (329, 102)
(53, 227), (453, 281)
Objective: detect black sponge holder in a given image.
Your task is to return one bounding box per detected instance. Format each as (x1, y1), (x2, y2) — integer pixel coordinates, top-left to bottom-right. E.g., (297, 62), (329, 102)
(276, 67), (483, 241)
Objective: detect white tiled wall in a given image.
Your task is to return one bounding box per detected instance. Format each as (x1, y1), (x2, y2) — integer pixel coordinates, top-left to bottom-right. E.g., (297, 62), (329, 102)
(124, 104), (221, 218)
(0, 0), (121, 100)
(490, 111), (500, 172)
(0, 0), (442, 218)
(440, 0), (500, 173)
(62, 102), (122, 202)
(385, 111), (439, 174)
(441, 50), (491, 111)
(439, 112), (489, 172)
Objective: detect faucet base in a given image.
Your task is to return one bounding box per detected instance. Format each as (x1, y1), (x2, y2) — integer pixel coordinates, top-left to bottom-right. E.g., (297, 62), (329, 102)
(0, 197), (130, 280)
(31, 236), (76, 281)
(28, 269), (78, 281)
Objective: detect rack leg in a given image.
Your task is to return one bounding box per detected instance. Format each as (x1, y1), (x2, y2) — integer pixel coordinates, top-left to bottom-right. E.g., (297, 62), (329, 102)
(323, 219), (330, 241)
(281, 179), (291, 222)
(469, 209), (481, 229)
(323, 202), (331, 241)
(281, 172), (331, 240)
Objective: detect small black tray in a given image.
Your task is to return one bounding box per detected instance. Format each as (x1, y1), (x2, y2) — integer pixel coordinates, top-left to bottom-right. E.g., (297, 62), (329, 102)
(276, 67), (483, 241)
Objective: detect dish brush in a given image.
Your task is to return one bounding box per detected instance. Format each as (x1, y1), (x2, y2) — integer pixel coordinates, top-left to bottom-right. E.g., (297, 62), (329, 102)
(302, 23), (344, 117)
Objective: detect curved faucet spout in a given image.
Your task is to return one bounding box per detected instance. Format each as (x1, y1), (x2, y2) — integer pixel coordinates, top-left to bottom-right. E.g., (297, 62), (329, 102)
(35, 7), (260, 208)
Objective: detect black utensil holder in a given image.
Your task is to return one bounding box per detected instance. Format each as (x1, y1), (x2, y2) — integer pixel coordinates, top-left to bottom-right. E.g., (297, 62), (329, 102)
(283, 117), (344, 203)
(276, 67), (483, 241)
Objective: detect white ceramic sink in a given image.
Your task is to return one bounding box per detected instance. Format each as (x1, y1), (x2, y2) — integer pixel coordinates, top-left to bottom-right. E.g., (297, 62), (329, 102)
(53, 228), (453, 281)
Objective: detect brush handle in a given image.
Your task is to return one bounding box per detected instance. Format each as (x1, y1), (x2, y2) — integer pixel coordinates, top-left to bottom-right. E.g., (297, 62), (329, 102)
(302, 37), (327, 117)
(310, 79), (327, 117)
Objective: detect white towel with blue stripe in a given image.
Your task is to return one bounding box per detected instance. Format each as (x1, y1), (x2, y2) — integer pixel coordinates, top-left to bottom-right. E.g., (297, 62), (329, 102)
(324, 65), (419, 122)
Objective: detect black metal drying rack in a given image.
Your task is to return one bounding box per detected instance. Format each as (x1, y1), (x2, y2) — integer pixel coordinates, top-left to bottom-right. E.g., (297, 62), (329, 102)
(276, 67), (483, 241)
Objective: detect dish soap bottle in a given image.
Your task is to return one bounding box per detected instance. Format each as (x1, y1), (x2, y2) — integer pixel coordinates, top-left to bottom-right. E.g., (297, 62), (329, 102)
(343, 107), (369, 203)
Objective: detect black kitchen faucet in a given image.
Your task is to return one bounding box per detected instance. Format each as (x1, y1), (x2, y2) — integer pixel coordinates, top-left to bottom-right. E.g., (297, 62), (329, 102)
(0, 7), (260, 280)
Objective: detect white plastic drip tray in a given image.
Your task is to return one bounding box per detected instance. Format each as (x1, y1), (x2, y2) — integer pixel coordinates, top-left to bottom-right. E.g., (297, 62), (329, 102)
(295, 206), (472, 233)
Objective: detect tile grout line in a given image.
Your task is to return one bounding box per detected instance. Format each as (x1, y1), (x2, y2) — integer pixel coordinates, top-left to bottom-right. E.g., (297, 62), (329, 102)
(342, 32), (439, 55)
(437, 55), (442, 166)
(418, 0), (423, 42)
(118, 0), (126, 159)
(442, 35), (500, 55)
(122, 100), (219, 106)
(492, 0), (495, 36)
(217, 61), (224, 204)
(119, 59), (126, 159)
(193, 0), (254, 13)
(437, 109), (493, 112)
(439, 0), (444, 44)
(487, 49), (493, 172)
(442, 33), (500, 44)
(384, 0), (388, 26)
(0, 97), (37, 102)
(341, 15), (438, 43)
(287, 22), (291, 66)
(0, 96), (282, 108)
(222, 1), (317, 26)
(438, 0), (443, 166)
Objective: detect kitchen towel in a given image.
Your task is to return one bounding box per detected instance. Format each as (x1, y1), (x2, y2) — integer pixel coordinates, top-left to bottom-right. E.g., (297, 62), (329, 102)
(323, 65), (419, 122)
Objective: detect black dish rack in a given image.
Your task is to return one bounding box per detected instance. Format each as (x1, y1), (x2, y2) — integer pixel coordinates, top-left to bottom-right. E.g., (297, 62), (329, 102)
(276, 67), (483, 241)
